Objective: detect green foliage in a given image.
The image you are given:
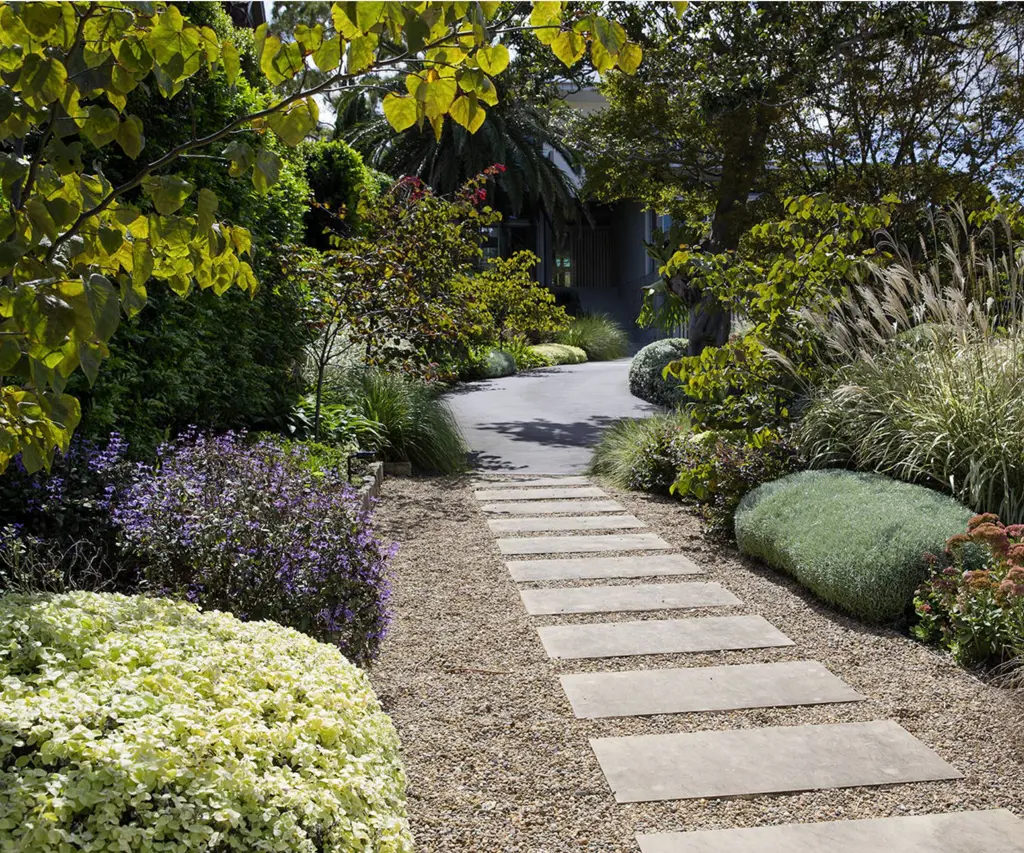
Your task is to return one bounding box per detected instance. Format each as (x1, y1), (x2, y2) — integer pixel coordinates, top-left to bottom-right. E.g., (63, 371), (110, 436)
(628, 337), (689, 407)
(736, 469), (974, 623)
(529, 343), (588, 366)
(473, 251), (569, 344)
(589, 412), (691, 493)
(333, 369), (466, 474)
(0, 0), (642, 472)
(670, 428), (802, 535)
(556, 313), (630, 361)
(303, 138), (376, 246)
(659, 195), (895, 428)
(0, 591), (411, 852)
(913, 514), (1024, 668)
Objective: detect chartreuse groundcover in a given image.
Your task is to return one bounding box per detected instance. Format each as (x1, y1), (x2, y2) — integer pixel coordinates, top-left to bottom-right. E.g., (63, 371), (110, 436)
(0, 592), (412, 852)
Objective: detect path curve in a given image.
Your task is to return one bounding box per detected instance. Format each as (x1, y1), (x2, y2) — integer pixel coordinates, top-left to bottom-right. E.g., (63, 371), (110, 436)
(445, 360), (657, 473)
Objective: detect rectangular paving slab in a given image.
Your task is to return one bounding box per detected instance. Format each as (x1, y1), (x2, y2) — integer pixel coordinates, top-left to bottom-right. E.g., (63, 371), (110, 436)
(488, 515), (645, 534)
(591, 720), (961, 803)
(475, 486), (607, 501)
(636, 809), (1024, 853)
(522, 582), (739, 616)
(537, 615), (793, 660)
(507, 554), (702, 582)
(498, 533), (671, 556)
(471, 476), (592, 489)
(560, 660), (863, 719)
(482, 499), (625, 515)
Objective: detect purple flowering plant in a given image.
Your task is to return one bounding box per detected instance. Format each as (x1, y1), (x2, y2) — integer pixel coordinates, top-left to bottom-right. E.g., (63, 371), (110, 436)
(113, 430), (395, 664)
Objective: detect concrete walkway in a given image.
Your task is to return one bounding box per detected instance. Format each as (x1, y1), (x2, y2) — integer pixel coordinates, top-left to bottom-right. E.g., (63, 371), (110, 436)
(471, 475), (1024, 852)
(446, 360), (657, 473)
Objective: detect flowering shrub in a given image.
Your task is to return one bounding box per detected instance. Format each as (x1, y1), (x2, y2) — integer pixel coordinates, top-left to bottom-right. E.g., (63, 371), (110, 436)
(0, 434), (133, 592)
(914, 513), (1024, 667)
(0, 592), (412, 853)
(114, 431), (395, 664)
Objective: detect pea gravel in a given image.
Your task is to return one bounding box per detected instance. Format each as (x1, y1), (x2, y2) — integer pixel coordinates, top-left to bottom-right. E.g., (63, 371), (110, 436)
(369, 476), (1024, 853)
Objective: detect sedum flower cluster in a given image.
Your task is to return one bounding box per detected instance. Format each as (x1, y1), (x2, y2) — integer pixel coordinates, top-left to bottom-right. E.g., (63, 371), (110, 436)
(914, 513), (1024, 666)
(113, 431), (394, 664)
(0, 592), (412, 853)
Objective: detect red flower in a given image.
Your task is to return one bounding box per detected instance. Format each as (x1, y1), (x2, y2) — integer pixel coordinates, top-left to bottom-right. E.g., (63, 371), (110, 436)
(1007, 543), (1024, 563)
(970, 522), (1009, 554)
(1006, 524), (1024, 539)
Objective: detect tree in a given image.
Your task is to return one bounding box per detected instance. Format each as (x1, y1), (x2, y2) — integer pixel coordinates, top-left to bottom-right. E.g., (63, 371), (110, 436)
(574, 1), (1024, 355)
(473, 250), (568, 344)
(0, 1), (645, 471)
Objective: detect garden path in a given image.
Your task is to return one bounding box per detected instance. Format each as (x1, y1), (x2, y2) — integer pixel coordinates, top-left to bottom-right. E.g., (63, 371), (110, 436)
(472, 475), (1024, 852)
(445, 360), (657, 473)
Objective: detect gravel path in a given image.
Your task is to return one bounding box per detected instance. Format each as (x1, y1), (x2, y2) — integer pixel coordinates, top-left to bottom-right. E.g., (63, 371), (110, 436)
(370, 476), (1024, 852)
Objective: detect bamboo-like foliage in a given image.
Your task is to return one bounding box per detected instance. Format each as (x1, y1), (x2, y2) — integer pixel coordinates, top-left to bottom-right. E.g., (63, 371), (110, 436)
(799, 209), (1024, 521)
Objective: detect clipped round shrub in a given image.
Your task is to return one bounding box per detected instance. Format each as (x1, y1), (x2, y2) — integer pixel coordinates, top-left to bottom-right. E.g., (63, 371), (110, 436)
(735, 469), (974, 623)
(481, 349), (517, 378)
(529, 343), (588, 365)
(0, 592), (412, 853)
(629, 338), (690, 407)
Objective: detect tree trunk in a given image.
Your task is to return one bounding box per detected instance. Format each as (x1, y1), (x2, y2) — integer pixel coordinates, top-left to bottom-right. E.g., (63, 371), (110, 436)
(680, 103), (776, 357)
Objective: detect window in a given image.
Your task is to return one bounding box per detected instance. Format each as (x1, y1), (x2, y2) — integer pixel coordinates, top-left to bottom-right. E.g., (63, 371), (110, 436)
(553, 247), (573, 287)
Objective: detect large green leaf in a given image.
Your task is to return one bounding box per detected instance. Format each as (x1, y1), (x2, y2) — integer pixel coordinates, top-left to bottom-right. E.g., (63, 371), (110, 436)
(382, 93), (418, 132)
(252, 149), (281, 195)
(267, 98), (319, 147)
(141, 174), (194, 215)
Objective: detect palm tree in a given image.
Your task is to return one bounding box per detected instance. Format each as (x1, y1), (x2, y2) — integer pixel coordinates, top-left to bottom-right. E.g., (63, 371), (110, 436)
(336, 80), (584, 230)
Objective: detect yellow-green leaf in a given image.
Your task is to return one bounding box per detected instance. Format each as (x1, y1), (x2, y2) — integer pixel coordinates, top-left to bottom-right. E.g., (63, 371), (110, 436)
(449, 94), (486, 133)
(197, 188), (218, 232)
(267, 98), (319, 147)
(116, 115), (145, 159)
(222, 41), (240, 84)
(348, 34), (376, 73)
(142, 175), (194, 215)
(313, 36), (342, 73)
(422, 79), (457, 120)
(476, 44), (509, 76)
(16, 55), (67, 110)
(356, 1), (385, 32)
(252, 149), (281, 195)
(617, 41), (642, 74)
(382, 93), (418, 132)
(551, 30), (585, 67)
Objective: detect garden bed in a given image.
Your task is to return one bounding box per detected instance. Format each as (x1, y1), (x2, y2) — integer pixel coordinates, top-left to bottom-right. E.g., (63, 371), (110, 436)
(369, 476), (1023, 852)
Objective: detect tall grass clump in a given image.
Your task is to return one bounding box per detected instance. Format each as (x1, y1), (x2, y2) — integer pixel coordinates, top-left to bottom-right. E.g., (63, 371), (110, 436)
(589, 412), (691, 492)
(800, 208), (1024, 522)
(335, 369), (467, 473)
(557, 314), (630, 361)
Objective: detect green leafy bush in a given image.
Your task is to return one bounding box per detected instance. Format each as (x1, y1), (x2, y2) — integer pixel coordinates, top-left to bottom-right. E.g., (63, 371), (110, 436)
(629, 338), (690, 407)
(473, 252), (569, 344)
(913, 513), (1024, 667)
(589, 413), (691, 493)
(335, 370), (467, 473)
(672, 429), (802, 534)
(556, 314), (630, 360)
(304, 139), (377, 246)
(0, 592), (411, 853)
(736, 470), (974, 623)
(530, 343), (589, 365)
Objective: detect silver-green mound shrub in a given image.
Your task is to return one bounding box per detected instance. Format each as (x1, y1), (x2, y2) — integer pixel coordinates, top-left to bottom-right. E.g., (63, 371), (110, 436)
(481, 349), (517, 377)
(529, 343), (588, 365)
(0, 592), (412, 853)
(735, 469), (973, 623)
(629, 338), (689, 407)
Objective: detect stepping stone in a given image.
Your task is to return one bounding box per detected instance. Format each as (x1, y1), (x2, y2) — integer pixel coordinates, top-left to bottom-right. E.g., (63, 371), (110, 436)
(482, 499), (625, 515)
(521, 582), (739, 615)
(488, 515), (645, 534)
(508, 554), (703, 582)
(636, 809), (1024, 852)
(498, 533), (671, 556)
(475, 486), (606, 501)
(471, 476), (592, 489)
(537, 615), (793, 660)
(560, 660), (863, 719)
(590, 720), (961, 804)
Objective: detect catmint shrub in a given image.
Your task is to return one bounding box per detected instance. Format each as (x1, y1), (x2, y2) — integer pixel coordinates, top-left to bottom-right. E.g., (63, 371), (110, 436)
(114, 430), (395, 664)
